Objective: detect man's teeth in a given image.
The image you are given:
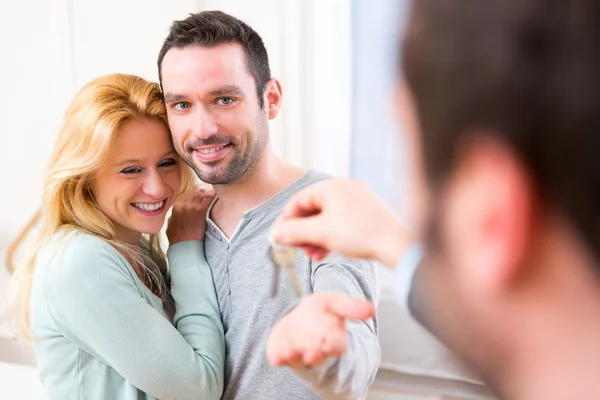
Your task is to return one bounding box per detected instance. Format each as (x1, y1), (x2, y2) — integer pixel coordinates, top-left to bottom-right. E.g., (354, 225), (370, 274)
(132, 201), (164, 212)
(199, 145), (225, 154)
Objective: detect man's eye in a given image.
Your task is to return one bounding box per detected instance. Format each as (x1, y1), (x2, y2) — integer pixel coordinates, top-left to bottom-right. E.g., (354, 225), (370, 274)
(217, 97), (235, 106)
(121, 167), (142, 174)
(173, 102), (191, 111)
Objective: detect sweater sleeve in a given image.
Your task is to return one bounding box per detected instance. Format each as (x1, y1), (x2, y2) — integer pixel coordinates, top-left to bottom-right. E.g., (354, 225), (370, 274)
(293, 254), (381, 399)
(45, 235), (224, 400)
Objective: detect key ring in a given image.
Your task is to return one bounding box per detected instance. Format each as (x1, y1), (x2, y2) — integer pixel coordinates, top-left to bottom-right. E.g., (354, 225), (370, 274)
(268, 232), (303, 298)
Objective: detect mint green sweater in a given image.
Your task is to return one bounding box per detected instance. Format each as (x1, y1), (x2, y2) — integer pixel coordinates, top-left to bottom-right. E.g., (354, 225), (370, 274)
(30, 231), (225, 400)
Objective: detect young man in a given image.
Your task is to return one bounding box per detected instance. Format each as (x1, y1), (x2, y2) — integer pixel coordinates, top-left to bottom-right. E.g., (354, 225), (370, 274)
(157, 11), (380, 400)
(271, 0), (600, 399)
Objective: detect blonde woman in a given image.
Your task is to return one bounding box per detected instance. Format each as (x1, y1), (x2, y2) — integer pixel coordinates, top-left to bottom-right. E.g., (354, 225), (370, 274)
(11, 74), (224, 400)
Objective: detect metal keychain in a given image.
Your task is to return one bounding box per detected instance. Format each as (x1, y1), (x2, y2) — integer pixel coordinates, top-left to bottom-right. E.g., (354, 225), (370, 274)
(268, 232), (302, 298)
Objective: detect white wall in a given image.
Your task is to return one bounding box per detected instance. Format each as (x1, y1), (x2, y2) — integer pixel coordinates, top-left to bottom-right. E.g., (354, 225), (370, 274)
(350, 0), (406, 208)
(0, 0), (73, 330)
(70, 0), (199, 86)
(0, 0), (353, 336)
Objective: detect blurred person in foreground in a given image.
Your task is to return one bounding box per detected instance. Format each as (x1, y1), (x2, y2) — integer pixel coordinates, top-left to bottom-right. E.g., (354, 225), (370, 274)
(268, 0), (600, 398)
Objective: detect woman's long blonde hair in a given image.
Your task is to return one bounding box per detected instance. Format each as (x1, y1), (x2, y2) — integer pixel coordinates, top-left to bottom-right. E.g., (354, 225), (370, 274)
(10, 73), (195, 339)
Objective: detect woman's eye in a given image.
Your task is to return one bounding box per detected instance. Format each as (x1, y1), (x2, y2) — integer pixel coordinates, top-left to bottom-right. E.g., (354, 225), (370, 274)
(121, 167), (142, 175)
(158, 158), (177, 168)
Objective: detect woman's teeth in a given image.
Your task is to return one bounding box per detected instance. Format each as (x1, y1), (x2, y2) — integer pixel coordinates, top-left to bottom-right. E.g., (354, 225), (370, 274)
(199, 145), (225, 154)
(132, 201), (164, 212)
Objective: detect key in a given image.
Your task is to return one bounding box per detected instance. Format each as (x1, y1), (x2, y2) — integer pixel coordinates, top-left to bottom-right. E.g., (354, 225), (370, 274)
(268, 232), (302, 297)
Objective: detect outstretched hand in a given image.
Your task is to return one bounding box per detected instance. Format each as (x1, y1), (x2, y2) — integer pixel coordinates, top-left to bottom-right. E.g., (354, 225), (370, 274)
(266, 292), (375, 369)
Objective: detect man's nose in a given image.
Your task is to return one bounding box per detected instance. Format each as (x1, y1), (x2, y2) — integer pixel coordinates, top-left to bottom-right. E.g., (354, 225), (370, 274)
(191, 106), (219, 140)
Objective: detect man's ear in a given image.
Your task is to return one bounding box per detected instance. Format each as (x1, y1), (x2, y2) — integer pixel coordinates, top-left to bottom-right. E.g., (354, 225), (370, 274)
(441, 136), (536, 295)
(264, 78), (282, 119)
